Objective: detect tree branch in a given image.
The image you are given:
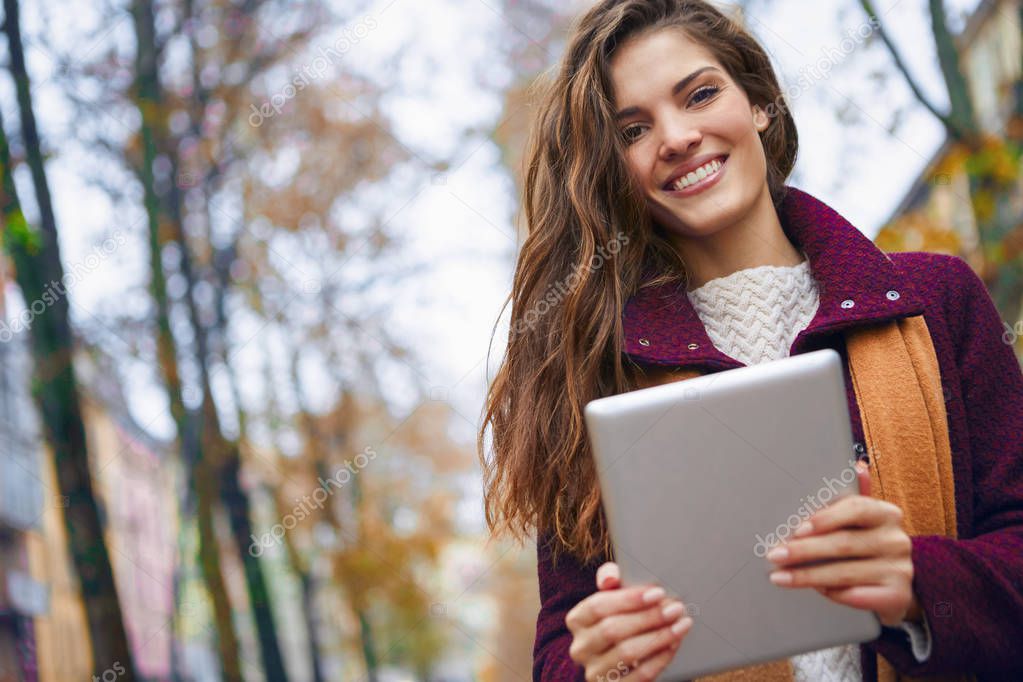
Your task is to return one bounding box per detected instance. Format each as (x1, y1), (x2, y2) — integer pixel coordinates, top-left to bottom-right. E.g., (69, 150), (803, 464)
(858, 0), (961, 137)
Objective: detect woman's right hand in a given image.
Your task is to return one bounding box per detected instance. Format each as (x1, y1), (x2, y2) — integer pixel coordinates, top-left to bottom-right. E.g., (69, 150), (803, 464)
(565, 562), (694, 681)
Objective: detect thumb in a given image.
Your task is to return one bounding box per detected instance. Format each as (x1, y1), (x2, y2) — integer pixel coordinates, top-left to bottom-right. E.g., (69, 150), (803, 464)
(855, 460), (871, 497)
(596, 562), (621, 590)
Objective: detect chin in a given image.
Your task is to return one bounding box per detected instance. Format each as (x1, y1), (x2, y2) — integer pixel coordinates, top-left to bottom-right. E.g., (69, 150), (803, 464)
(650, 191), (745, 238)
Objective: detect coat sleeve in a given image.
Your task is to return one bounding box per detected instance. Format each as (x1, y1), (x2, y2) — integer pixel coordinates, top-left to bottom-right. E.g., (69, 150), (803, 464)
(533, 532), (594, 681)
(867, 255), (1023, 677)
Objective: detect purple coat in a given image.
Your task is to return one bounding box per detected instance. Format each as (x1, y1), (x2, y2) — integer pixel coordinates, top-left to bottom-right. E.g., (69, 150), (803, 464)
(533, 186), (1023, 681)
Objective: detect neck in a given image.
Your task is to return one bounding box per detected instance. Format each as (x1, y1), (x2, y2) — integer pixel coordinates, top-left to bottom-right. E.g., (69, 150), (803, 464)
(668, 187), (804, 291)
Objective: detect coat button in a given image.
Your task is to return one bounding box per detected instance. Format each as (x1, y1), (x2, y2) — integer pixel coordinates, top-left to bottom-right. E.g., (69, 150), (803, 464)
(687, 343), (699, 350)
(841, 299), (855, 309)
(638, 338), (650, 347)
(886, 290), (900, 301)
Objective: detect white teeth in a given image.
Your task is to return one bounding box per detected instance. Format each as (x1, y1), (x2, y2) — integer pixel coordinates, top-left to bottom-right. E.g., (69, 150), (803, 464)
(671, 158), (723, 191)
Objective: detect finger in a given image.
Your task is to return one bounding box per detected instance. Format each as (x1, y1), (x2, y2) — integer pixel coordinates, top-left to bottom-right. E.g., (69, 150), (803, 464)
(817, 584), (908, 623)
(597, 562), (621, 591)
(770, 557), (910, 589)
(767, 526), (907, 567)
(794, 495), (902, 537)
(566, 584), (667, 632)
(576, 600), (688, 657)
(623, 643), (682, 679)
(590, 616), (693, 678)
(855, 460), (872, 497)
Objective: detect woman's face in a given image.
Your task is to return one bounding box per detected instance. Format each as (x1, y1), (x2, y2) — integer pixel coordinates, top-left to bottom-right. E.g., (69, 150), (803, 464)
(609, 28), (772, 240)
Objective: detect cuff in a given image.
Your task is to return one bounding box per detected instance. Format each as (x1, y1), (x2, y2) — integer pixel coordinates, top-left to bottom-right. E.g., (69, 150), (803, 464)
(866, 535), (957, 675)
(895, 613), (932, 662)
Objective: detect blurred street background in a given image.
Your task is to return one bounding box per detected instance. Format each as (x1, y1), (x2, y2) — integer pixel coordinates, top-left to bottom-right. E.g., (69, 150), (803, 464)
(0, 0), (1020, 679)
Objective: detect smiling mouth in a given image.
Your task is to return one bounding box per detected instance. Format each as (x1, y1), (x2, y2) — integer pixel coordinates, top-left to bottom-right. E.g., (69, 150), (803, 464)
(662, 155), (729, 193)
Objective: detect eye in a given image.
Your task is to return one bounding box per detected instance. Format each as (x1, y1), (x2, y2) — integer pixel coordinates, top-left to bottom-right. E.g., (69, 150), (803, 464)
(621, 124), (646, 144)
(620, 84), (721, 144)
(690, 85), (720, 105)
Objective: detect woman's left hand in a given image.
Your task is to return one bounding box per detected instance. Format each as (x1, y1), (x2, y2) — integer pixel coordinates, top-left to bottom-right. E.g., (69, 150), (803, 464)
(764, 461), (922, 627)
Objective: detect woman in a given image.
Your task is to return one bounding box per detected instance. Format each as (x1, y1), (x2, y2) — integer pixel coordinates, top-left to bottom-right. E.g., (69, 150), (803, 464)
(478, 1), (1023, 680)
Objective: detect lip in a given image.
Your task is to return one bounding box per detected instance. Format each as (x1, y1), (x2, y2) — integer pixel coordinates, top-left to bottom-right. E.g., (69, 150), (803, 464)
(661, 154), (729, 190)
(662, 155), (728, 198)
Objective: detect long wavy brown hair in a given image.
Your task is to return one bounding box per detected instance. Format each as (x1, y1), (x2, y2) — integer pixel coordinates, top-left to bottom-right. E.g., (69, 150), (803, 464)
(479, 0), (799, 566)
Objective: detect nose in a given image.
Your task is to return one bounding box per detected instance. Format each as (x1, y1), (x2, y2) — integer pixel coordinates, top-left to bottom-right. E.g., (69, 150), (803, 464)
(658, 113), (702, 161)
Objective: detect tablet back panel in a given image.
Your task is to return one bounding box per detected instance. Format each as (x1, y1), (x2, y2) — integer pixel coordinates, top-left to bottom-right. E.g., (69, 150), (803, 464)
(584, 349), (880, 679)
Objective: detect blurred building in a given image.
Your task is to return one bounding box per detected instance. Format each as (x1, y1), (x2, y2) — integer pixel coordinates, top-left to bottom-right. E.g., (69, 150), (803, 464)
(0, 273), (48, 681)
(879, 0), (1022, 276)
(28, 350), (178, 681)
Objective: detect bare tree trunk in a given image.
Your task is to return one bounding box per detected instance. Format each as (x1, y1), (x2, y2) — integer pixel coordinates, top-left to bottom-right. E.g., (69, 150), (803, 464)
(261, 337), (336, 681)
(123, 0), (293, 675)
(286, 349), (380, 681)
(129, 1), (244, 678)
(160, 187), (288, 680)
(216, 255), (328, 682)
(0, 3), (135, 673)
(286, 533), (327, 682)
(219, 445), (291, 681)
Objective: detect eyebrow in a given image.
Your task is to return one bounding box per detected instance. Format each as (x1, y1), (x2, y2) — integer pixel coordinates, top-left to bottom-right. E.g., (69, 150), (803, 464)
(614, 66), (721, 121)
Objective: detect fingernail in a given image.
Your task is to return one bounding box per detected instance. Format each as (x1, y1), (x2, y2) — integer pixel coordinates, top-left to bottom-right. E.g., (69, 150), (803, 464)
(793, 521), (813, 537)
(765, 546), (788, 562)
(642, 586), (665, 604)
(671, 616), (694, 635)
(770, 570), (793, 585)
(662, 601), (685, 619)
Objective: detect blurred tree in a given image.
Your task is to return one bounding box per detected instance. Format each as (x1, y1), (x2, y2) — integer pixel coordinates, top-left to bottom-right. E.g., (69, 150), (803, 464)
(126, 1), (389, 679)
(491, 0), (572, 198)
(860, 0), (1023, 323)
(16, 0), (494, 678)
(128, 0), (247, 677)
(160, 0), (450, 677)
(253, 349), (328, 682)
(285, 368), (466, 679)
(0, 0), (136, 677)
(230, 256), (471, 678)
(479, 545), (540, 682)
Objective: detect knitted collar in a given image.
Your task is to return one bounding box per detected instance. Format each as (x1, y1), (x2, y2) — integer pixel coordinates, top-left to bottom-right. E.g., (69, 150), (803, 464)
(623, 186), (925, 369)
(685, 259), (815, 301)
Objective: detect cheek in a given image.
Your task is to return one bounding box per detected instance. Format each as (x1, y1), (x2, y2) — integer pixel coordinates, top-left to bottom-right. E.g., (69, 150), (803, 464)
(620, 152), (647, 194)
(709, 96), (760, 143)
(727, 114), (766, 154)
(623, 148), (643, 178)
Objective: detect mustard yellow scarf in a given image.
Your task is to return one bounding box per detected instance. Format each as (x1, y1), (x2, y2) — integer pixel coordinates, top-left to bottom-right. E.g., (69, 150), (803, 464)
(632, 316), (972, 682)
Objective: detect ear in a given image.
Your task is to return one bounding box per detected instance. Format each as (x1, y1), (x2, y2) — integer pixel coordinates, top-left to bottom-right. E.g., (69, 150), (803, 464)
(753, 105), (770, 132)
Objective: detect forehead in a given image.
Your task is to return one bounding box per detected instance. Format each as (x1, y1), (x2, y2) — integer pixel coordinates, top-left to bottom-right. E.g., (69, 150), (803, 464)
(609, 27), (722, 104)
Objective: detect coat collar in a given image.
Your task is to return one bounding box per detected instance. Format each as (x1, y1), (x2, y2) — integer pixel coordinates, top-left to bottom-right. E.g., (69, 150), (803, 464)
(623, 185), (925, 369)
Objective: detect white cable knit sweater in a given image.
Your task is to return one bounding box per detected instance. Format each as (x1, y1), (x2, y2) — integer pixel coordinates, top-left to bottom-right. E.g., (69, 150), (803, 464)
(685, 259), (932, 681)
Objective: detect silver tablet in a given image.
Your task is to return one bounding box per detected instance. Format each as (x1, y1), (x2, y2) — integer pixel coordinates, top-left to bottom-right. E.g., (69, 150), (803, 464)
(583, 348), (881, 680)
